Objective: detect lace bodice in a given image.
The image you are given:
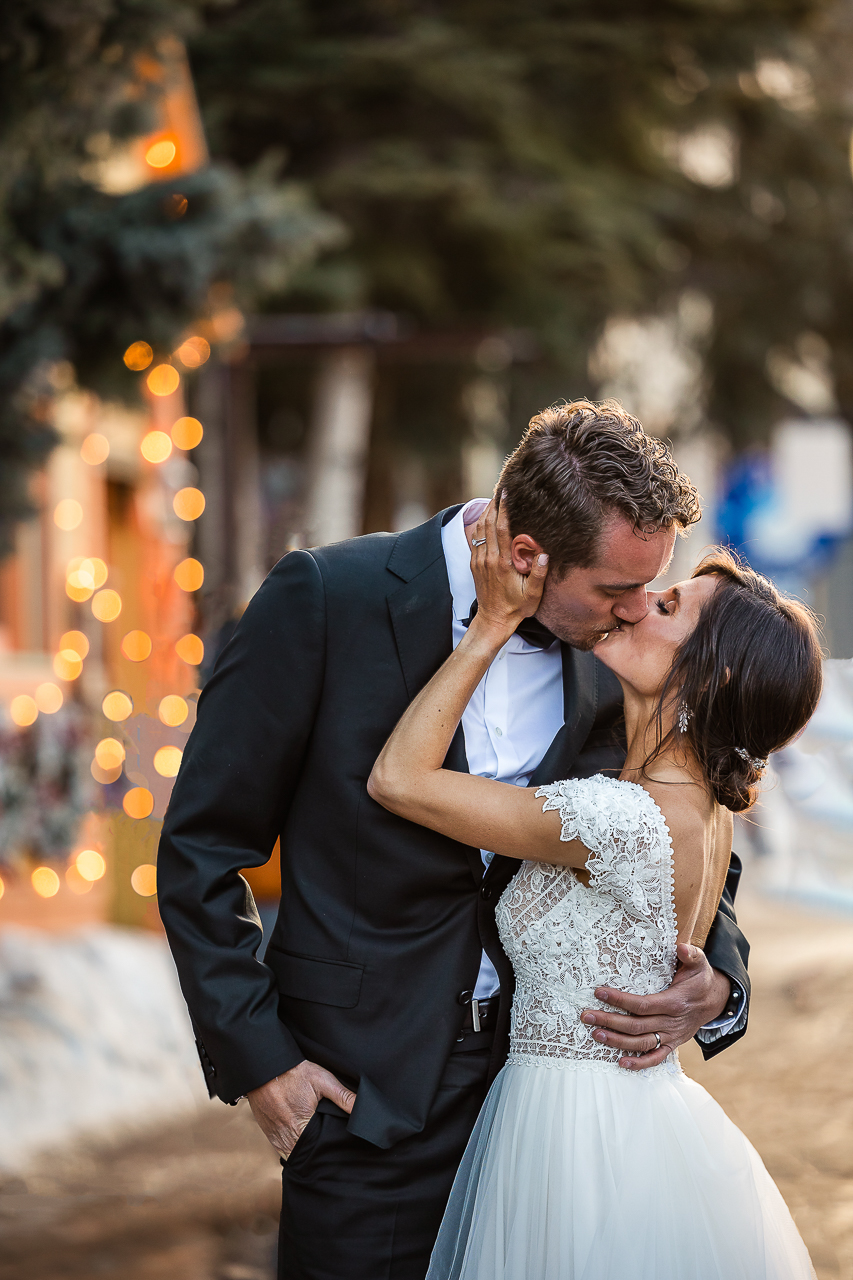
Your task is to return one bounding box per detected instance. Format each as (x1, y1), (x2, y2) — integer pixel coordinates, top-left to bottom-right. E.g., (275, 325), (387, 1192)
(496, 775), (679, 1073)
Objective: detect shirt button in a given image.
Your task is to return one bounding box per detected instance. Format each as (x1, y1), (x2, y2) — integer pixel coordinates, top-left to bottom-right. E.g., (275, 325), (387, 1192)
(494, 726), (503, 737)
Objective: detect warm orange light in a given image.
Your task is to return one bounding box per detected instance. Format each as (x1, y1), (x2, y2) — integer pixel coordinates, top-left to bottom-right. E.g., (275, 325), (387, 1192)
(145, 139), (177, 168)
(171, 416), (203, 450)
(102, 690), (133, 722)
(121, 630), (152, 662)
(35, 683), (63, 714)
(76, 849), (106, 882)
(66, 864), (93, 894)
(146, 363), (180, 396)
(210, 308), (244, 342)
(90, 558), (108, 587)
(123, 341), (153, 371)
(91, 759), (122, 785)
(32, 866), (60, 898)
(174, 336), (210, 368)
(10, 695), (38, 727)
(92, 589), (122, 622)
(123, 787), (154, 819)
(140, 430), (173, 463)
(173, 557), (204, 592)
(131, 863), (158, 896)
(60, 630), (89, 659)
(81, 433), (110, 465)
(173, 487), (205, 521)
(66, 555), (106, 594)
(95, 737), (125, 770)
(54, 499), (83, 531)
(158, 695), (188, 727)
(54, 649), (83, 681)
(0, 874), (5, 901)
(175, 633), (204, 665)
(154, 745), (183, 777)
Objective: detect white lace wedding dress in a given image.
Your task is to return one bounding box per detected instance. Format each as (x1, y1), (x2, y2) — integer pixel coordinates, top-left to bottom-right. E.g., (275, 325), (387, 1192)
(426, 775), (816, 1280)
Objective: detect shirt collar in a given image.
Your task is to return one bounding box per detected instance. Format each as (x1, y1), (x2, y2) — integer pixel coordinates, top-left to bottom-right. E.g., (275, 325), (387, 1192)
(441, 499), (488, 623)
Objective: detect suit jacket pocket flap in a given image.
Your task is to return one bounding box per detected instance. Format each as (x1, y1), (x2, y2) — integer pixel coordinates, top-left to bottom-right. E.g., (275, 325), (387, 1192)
(266, 948), (364, 1008)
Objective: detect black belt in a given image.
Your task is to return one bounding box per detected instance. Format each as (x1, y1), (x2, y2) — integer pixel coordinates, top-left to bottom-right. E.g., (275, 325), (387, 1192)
(458, 994), (499, 1032)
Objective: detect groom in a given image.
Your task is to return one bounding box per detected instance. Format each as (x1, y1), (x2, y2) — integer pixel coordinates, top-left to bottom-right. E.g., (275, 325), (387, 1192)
(158, 399), (750, 1280)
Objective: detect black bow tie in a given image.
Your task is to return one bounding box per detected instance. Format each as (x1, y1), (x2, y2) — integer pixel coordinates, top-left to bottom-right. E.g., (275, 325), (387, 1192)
(462, 600), (558, 651)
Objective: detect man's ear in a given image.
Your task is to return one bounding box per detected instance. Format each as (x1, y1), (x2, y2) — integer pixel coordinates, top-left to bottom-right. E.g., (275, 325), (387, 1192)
(511, 535), (545, 575)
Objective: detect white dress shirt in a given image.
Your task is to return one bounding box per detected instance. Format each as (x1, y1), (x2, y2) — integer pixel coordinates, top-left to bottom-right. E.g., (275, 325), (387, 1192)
(439, 500), (747, 1038)
(442, 501), (564, 998)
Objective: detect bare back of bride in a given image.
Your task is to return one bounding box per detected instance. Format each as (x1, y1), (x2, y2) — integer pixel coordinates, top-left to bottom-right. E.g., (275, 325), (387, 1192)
(368, 498), (822, 1279)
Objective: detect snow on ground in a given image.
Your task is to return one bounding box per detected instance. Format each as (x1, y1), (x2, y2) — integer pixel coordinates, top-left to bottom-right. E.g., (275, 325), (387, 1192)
(0, 926), (207, 1171)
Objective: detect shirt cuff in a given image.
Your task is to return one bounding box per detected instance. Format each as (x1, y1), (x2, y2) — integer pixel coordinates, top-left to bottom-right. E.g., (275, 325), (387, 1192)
(696, 989), (747, 1044)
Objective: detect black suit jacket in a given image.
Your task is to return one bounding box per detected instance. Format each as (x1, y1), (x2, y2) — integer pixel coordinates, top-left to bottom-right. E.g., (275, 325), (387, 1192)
(157, 507), (750, 1150)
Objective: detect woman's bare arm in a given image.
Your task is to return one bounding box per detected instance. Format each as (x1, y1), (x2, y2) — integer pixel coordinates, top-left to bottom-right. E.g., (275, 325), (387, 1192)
(368, 499), (591, 869)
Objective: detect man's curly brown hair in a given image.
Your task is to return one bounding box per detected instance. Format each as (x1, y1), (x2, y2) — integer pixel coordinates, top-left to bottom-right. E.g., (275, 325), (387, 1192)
(497, 399), (701, 575)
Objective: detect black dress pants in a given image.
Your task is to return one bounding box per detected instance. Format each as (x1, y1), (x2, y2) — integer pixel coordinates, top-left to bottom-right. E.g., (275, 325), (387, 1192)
(278, 1033), (493, 1280)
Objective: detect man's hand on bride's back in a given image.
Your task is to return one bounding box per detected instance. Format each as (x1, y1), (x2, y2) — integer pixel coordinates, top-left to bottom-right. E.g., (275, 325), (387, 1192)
(469, 495), (549, 637)
(579, 944), (731, 1069)
(247, 1060), (356, 1160)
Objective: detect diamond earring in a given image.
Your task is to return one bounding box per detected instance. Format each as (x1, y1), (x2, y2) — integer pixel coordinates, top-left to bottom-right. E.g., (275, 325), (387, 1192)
(677, 702), (692, 734)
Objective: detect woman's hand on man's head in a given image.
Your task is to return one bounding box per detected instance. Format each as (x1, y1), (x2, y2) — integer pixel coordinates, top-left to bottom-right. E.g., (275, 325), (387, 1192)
(469, 495), (549, 640)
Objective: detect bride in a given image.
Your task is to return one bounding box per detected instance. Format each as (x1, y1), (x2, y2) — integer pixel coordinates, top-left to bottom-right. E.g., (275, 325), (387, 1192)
(368, 496), (822, 1279)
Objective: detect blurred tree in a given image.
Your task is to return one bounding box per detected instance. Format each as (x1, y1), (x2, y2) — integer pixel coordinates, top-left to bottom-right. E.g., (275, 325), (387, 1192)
(0, 1), (337, 552)
(188, 0), (853, 444)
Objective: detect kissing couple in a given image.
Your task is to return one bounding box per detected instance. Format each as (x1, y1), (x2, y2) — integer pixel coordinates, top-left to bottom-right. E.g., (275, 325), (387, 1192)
(159, 399), (820, 1278)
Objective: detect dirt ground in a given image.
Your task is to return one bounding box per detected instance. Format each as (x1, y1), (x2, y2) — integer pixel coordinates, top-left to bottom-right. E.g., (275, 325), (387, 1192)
(2, 891), (852, 1280)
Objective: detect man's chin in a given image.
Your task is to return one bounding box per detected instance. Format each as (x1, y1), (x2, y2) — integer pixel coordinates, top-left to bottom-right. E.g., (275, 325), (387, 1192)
(546, 624), (609, 652)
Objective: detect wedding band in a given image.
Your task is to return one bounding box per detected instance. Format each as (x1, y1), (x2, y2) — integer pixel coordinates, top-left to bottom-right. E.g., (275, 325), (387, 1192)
(653, 1032), (661, 1050)
(472, 538), (486, 546)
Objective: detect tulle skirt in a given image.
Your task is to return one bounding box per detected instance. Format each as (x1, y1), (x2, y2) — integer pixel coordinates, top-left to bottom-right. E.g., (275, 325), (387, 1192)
(427, 1057), (815, 1280)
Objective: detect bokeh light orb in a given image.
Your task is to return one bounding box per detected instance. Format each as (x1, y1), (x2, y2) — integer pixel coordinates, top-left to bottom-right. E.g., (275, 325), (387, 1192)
(141, 430), (173, 463)
(145, 139), (177, 168)
(53, 649), (83, 681)
(123, 341), (153, 371)
(175, 633), (204, 665)
(76, 849), (106, 882)
(174, 336), (210, 368)
(131, 863), (158, 896)
(121, 629), (152, 662)
(158, 695), (188, 727)
(54, 499), (83, 531)
(173, 557), (204, 592)
(102, 690), (133, 722)
(32, 866), (60, 898)
(147, 364), (180, 396)
(173, 487), (205, 521)
(66, 864), (93, 894)
(0, 874), (5, 900)
(60, 630), (89, 659)
(35, 683), (63, 714)
(171, 416), (203, 450)
(123, 787), (154, 819)
(92, 589), (122, 622)
(91, 759), (122, 784)
(95, 737), (125, 770)
(154, 745), (183, 777)
(10, 695), (38, 727)
(81, 433), (110, 465)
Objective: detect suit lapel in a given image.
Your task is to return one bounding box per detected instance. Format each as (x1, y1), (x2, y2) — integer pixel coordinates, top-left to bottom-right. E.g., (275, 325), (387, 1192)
(386, 509), (478, 880)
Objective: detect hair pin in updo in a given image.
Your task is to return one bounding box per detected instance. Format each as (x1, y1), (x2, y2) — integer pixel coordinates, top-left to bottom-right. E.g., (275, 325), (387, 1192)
(735, 746), (767, 772)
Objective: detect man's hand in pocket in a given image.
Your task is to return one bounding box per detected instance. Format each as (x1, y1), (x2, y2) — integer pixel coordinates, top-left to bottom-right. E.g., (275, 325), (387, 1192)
(247, 1061), (356, 1159)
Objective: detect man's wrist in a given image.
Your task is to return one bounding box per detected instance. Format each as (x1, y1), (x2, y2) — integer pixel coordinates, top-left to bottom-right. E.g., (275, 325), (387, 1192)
(701, 971), (745, 1032)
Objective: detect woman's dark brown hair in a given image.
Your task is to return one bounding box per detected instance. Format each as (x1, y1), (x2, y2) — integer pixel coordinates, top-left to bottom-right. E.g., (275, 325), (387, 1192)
(647, 548), (824, 813)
